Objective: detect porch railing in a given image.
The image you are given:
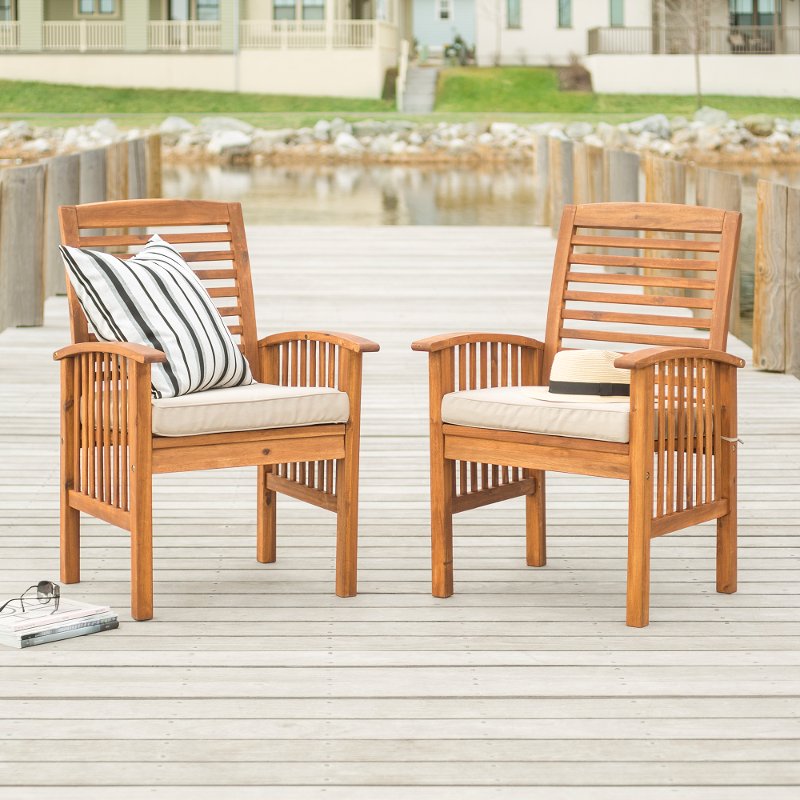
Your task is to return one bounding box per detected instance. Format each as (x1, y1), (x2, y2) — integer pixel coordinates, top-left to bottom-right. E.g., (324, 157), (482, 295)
(239, 20), (379, 49)
(148, 21), (221, 51)
(588, 25), (800, 55)
(42, 21), (125, 51)
(0, 21), (18, 50)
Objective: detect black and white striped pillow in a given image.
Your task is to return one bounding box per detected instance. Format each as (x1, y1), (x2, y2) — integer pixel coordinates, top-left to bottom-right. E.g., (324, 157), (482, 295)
(61, 235), (253, 399)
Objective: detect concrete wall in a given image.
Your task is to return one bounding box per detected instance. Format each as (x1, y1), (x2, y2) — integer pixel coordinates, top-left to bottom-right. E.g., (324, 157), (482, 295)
(586, 53), (800, 97)
(0, 48), (390, 96)
(475, 0), (650, 66)
(412, 0), (474, 51)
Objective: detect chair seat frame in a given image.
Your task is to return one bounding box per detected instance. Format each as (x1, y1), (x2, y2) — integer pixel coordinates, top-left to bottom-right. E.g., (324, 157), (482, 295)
(56, 200), (379, 620)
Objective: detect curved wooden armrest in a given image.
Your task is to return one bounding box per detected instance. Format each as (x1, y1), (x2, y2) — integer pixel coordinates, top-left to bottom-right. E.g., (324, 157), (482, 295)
(411, 332), (545, 353)
(615, 347), (745, 371)
(258, 331), (380, 353)
(53, 342), (167, 364)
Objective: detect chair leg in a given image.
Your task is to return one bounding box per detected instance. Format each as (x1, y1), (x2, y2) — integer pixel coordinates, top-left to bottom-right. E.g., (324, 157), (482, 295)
(257, 465), (277, 564)
(626, 474), (652, 628)
(525, 469), (546, 567)
(129, 466), (153, 622)
(716, 445), (738, 595)
(335, 436), (359, 598)
(60, 360), (80, 583)
(431, 448), (454, 599)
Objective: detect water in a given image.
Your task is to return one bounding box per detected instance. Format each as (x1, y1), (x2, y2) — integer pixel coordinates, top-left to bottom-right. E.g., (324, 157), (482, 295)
(162, 163), (537, 227)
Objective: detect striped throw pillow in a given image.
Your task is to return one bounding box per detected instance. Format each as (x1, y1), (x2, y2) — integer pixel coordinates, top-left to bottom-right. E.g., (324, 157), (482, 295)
(61, 235), (253, 399)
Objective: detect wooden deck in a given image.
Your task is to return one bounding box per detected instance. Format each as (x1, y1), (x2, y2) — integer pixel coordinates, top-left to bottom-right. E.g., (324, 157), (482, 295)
(1, 225), (799, 799)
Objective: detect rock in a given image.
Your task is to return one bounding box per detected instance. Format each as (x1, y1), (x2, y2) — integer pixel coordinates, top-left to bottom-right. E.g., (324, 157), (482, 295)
(742, 114), (774, 137)
(352, 120), (387, 138)
(565, 121), (593, 140)
(448, 138), (467, 154)
(671, 127), (696, 146)
(313, 119), (331, 141)
(21, 138), (52, 154)
(159, 116), (194, 135)
(199, 116), (255, 135)
(477, 132), (494, 145)
(408, 131), (423, 146)
(206, 129), (253, 155)
(254, 128), (294, 146)
(370, 135), (393, 155)
(91, 118), (119, 139)
(766, 130), (791, 150)
(669, 116), (689, 132)
(693, 106), (729, 127)
(582, 133), (604, 148)
(329, 117), (352, 137)
(333, 131), (363, 154)
(7, 120), (33, 140)
(490, 122), (518, 137)
(695, 128), (724, 150)
(629, 114), (670, 139)
(390, 141), (407, 155)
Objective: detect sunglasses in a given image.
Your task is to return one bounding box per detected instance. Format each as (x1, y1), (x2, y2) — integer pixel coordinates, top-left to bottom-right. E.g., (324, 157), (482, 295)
(0, 581), (61, 617)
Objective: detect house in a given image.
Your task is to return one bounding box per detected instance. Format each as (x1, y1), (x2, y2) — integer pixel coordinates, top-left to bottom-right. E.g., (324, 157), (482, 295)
(0, 1), (797, 99)
(0, 0), (406, 98)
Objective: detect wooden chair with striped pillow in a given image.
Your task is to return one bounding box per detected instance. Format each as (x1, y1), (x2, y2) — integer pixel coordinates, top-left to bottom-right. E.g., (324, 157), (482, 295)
(412, 202), (743, 627)
(55, 199), (379, 620)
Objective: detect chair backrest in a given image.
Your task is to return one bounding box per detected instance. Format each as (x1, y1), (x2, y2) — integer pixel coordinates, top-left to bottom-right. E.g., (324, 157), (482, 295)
(58, 198), (261, 380)
(542, 202), (742, 378)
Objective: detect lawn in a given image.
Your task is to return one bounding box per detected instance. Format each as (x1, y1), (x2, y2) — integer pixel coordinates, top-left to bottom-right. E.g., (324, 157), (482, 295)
(0, 79), (392, 119)
(435, 67), (800, 117)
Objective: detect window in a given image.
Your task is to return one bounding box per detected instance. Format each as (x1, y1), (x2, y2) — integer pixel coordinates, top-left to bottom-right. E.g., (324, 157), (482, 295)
(196, 0), (220, 21)
(729, 0), (781, 27)
(436, 0), (453, 21)
(77, 0), (117, 14)
(557, 0), (571, 28)
(0, 0), (13, 22)
(610, 0), (623, 27)
(302, 0), (324, 19)
(273, 0), (296, 20)
(507, 0), (521, 29)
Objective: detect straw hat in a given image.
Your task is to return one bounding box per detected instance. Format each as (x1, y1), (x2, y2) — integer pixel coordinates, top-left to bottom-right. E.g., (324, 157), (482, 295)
(541, 349), (631, 403)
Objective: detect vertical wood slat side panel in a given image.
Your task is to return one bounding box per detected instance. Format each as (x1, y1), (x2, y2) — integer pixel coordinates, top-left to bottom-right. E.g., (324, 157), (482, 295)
(87, 354), (96, 499)
(120, 358), (128, 511)
(676, 358), (686, 513)
(786, 187), (800, 379)
(80, 354), (89, 496)
(685, 359), (694, 511)
(111, 355), (120, 509)
(656, 362), (666, 518)
(695, 360), (705, 507)
(753, 179), (788, 371)
(665, 359), (674, 516)
(102, 354), (112, 505)
(704, 361), (714, 503)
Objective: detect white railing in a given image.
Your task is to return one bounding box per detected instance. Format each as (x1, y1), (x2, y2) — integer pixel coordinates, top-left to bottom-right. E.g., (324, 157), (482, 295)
(240, 20), (378, 49)
(396, 38), (409, 112)
(148, 21), (221, 51)
(0, 21), (19, 50)
(42, 21), (125, 51)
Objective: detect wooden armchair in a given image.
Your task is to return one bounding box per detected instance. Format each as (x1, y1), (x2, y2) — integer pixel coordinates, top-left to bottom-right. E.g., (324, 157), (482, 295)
(413, 202), (743, 627)
(55, 199), (379, 620)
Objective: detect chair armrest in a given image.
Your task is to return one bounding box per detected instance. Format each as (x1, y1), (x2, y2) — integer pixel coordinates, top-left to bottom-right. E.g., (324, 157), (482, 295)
(412, 332), (545, 353)
(615, 347), (745, 371)
(258, 331), (379, 354)
(53, 341), (167, 364)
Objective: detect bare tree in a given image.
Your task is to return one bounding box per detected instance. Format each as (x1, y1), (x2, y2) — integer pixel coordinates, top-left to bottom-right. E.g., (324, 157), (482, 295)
(662, 0), (713, 109)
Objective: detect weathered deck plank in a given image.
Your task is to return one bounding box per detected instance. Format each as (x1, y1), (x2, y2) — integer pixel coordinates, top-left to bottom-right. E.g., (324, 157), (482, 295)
(0, 226), (798, 797)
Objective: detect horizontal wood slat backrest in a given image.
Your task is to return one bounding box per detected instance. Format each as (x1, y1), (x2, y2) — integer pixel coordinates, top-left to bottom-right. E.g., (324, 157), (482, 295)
(58, 199), (261, 381)
(542, 202), (742, 378)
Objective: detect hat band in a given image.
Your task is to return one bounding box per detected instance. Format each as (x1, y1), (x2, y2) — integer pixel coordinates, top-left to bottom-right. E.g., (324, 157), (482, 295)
(549, 380), (630, 398)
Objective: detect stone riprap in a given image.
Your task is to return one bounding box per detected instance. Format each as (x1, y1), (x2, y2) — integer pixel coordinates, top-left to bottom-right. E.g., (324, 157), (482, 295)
(1, 108), (800, 166)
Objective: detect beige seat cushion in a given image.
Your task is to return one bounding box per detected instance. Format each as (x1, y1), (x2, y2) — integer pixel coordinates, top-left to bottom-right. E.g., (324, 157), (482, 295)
(441, 386), (632, 443)
(152, 382), (349, 437)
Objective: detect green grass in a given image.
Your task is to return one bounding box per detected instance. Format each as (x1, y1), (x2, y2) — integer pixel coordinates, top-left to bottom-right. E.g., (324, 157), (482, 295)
(0, 79), (392, 120)
(1, 70), (798, 129)
(436, 67), (800, 117)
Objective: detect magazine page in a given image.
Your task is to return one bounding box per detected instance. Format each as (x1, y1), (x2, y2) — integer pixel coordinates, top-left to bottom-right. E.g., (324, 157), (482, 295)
(0, 598), (111, 634)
